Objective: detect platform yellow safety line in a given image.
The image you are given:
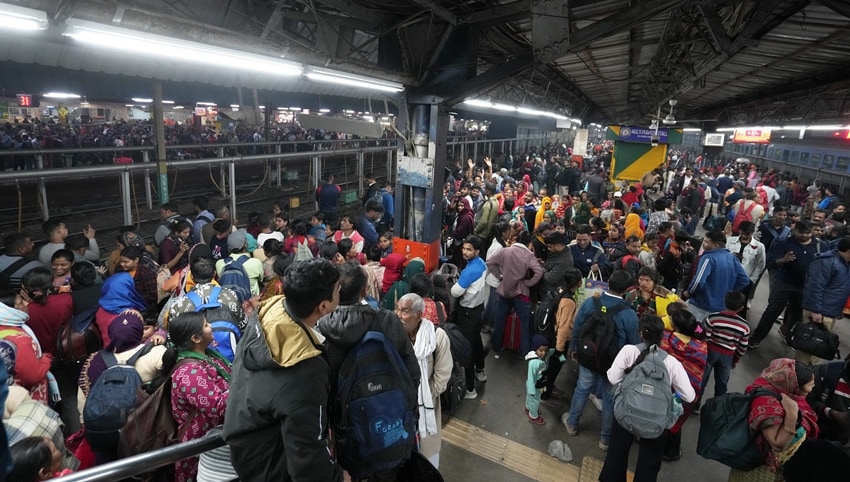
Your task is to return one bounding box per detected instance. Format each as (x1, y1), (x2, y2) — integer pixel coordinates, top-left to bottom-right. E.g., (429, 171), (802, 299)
(441, 418), (579, 482)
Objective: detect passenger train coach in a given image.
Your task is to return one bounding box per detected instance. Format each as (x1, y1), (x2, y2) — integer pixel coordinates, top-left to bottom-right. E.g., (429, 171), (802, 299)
(724, 132), (850, 174)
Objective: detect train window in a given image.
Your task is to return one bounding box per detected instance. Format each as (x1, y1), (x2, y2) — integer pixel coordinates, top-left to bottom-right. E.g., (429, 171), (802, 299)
(811, 153), (821, 168)
(782, 150), (790, 162)
(800, 152), (810, 166)
(837, 156), (850, 171)
(790, 151), (800, 163)
(773, 149), (783, 160)
(824, 155), (835, 169)
(766, 147), (775, 159)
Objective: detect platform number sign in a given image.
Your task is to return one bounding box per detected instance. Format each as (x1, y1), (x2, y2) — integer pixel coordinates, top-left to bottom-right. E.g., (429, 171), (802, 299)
(16, 94), (33, 107)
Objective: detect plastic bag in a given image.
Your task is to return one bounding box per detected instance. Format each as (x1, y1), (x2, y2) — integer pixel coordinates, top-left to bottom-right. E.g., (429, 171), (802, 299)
(547, 440), (573, 463)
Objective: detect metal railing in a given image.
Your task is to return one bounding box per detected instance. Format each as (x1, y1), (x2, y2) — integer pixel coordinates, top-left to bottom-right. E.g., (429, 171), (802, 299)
(0, 135), (564, 226)
(59, 432), (229, 482)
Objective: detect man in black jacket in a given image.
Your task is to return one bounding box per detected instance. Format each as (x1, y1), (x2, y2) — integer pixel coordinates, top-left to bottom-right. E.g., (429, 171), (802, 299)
(318, 262), (420, 480)
(224, 258), (350, 482)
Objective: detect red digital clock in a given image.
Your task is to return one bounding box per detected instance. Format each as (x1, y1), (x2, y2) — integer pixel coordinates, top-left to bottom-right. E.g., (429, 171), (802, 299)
(17, 94), (32, 107)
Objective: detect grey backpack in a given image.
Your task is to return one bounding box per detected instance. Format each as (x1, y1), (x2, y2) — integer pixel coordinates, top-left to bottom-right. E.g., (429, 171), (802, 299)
(613, 344), (682, 439)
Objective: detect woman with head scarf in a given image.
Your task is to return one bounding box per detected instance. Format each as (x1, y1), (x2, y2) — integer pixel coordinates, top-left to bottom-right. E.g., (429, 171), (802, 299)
(451, 198), (475, 267)
(534, 196), (553, 230)
(0, 301), (53, 403)
(727, 358), (819, 481)
(383, 258), (426, 311)
(95, 272), (147, 347)
(77, 309), (167, 464)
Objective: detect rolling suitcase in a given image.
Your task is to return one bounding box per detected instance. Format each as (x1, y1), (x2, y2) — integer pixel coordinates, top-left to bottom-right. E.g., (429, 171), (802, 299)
(502, 311), (522, 352)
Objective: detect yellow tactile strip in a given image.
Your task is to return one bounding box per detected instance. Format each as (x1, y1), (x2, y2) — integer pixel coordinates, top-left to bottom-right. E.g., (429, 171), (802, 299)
(441, 418), (580, 482)
(579, 455), (634, 482)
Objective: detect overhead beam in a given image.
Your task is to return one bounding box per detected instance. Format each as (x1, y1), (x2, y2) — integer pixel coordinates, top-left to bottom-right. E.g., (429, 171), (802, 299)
(443, 0), (679, 104)
(818, 0), (850, 20)
(464, 1), (530, 24)
(697, 4), (732, 53)
(260, 0), (286, 39)
(408, 0), (458, 25)
(311, 0), (393, 27)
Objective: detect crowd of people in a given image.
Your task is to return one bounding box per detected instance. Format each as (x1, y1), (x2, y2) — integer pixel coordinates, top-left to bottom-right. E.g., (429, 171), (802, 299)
(0, 119), (395, 170)
(1, 139), (850, 482)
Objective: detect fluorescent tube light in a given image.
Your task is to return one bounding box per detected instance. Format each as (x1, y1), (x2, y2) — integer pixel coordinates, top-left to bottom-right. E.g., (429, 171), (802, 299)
(162, 100), (175, 104)
(132, 97), (153, 103)
(289, 107), (301, 111)
(683, 128), (702, 132)
(0, 3), (48, 31)
(230, 104), (240, 108)
(463, 99), (493, 108)
(491, 103), (516, 111)
(196, 102), (216, 106)
(64, 19), (302, 76)
(173, 106), (184, 109)
(44, 92), (80, 99)
(307, 67), (403, 93)
(319, 108), (331, 113)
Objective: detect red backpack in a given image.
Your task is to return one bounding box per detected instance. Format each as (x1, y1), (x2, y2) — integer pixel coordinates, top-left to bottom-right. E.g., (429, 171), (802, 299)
(731, 201), (757, 234)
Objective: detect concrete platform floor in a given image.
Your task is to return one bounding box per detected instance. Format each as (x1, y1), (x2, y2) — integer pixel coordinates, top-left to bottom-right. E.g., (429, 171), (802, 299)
(438, 263), (850, 482)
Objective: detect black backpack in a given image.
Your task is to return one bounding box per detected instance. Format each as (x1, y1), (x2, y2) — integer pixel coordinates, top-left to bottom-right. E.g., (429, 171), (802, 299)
(534, 289), (571, 343)
(439, 323), (472, 368)
(337, 331), (416, 479)
(574, 297), (628, 373)
(697, 388), (781, 470)
(84, 345), (154, 450)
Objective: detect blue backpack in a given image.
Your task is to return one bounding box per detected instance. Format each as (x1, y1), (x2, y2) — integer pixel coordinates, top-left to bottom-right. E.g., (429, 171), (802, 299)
(219, 256), (252, 303)
(185, 286), (242, 362)
(83, 346), (153, 450)
(337, 331), (416, 479)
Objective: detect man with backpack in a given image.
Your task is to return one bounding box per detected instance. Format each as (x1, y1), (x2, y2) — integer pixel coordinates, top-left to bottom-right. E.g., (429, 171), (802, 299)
(167, 257), (247, 359)
(191, 195), (213, 245)
(214, 229), (263, 300)
(750, 220), (829, 348)
(224, 258), (350, 482)
(565, 270), (640, 451)
(318, 261), (420, 481)
(358, 201), (384, 252)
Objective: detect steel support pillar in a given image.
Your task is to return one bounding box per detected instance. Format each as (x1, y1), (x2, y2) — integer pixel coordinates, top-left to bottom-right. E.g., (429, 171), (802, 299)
(37, 177), (48, 221)
(121, 170), (133, 225)
(228, 162), (237, 224)
(312, 155), (321, 211)
(357, 152), (365, 196)
(276, 145), (282, 187)
(153, 81), (168, 204)
(386, 150), (393, 183)
(145, 169), (153, 210)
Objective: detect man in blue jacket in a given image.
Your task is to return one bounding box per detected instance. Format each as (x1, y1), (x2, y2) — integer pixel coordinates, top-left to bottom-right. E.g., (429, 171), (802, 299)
(683, 230), (750, 323)
(566, 270), (639, 451)
(799, 237), (850, 364)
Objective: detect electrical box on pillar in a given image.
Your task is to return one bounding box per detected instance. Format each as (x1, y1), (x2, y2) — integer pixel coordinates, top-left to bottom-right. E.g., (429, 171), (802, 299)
(393, 100), (449, 273)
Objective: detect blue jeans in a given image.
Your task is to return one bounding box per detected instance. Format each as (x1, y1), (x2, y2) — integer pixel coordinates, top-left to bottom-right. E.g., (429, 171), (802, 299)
(567, 365), (614, 443)
(491, 295), (532, 354)
(701, 349), (733, 400)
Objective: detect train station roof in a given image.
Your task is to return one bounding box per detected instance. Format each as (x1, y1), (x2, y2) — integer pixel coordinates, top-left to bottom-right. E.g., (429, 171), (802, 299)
(2, 0), (849, 127)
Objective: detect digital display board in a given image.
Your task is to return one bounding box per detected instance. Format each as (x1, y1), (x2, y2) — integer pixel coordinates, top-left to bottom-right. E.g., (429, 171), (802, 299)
(16, 94), (32, 107)
(733, 129), (771, 144)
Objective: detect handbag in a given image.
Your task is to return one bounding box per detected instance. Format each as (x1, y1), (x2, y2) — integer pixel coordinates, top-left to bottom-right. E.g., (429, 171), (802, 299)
(575, 274), (608, 306)
(787, 322), (840, 360)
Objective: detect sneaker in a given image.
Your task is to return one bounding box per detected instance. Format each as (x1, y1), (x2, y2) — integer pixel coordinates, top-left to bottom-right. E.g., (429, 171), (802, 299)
(528, 415), (546, 425)
(540, 398), (564, 409)
(561, 413), (578, 435)
(598, 440), (609, 451)
(692, 404), (701, 415)
(589, 394), (603, 412)
(464, 389), (478, 400)
(474, 370), (488, 383)
(775, 315), (784, 324)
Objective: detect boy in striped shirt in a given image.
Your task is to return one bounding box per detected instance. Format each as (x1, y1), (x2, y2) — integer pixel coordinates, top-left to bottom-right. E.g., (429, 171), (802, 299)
(696, 291), (750, 413)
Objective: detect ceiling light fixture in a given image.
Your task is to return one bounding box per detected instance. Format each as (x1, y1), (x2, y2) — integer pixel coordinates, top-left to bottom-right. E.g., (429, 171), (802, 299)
(0, 3), (48, 31)
(131, 97), (153, 103)
(64, 19), (302, 76)
(306, 67), (403, 93)
(319, 108), (331, 113)
(44, 92), (81, 99)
